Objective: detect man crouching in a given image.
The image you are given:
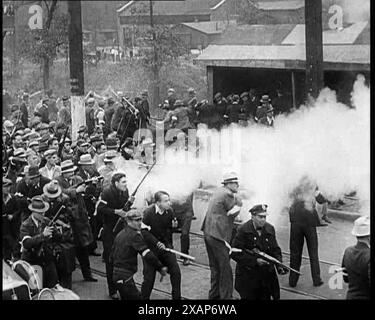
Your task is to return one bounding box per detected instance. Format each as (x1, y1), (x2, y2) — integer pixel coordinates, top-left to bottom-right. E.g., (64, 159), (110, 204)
(110, 209), (167, 300)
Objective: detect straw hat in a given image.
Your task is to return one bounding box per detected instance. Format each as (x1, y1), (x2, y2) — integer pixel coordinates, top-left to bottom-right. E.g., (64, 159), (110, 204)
(61, 160), (77, 174)
(78, 154), (95, 165)
(43, 180), (62, 199)
(28, 196), (50, 213)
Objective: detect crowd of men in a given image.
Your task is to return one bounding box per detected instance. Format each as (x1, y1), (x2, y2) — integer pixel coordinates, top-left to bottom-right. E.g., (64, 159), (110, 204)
(2, 86), (369, 300)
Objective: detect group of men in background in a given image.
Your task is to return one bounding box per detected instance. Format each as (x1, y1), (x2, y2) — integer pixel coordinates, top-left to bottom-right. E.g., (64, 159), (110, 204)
(2, 85), (369, 301)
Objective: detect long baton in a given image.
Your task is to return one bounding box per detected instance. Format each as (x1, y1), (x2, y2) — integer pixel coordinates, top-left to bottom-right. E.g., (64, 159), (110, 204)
(112, 161), (157, 233)
(164, 248), (195, 261)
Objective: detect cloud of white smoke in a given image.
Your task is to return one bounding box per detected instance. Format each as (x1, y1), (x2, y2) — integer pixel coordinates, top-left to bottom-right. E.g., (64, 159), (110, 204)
(113, 75), (370, 224)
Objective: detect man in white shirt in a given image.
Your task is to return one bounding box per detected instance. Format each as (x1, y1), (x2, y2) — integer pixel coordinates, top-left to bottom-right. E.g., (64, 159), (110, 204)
(39, 149), (61, 180)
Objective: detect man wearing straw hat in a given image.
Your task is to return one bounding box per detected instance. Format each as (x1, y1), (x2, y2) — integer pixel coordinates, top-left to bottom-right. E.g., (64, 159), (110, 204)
(42, 180), (76, 289)
(201, 172), (243, 299)
(19, 195), (64, 291)
(255, 95), (272, 123)
(98, 150), (117, 189)
(55, 160), (98, 283)
(341, 215), (370, 299)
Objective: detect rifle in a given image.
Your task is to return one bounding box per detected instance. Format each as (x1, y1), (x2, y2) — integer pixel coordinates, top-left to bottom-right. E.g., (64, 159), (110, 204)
(243, 248), (301, 275)
(75, 176), (104, 189)
(48, 205), (66, 227)
(34, 205), (67, 257)
(57, 126), (69, 159)
(112, 160), (157, 233)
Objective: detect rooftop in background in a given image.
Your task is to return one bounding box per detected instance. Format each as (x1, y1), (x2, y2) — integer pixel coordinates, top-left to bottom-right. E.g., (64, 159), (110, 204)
(256, 0), (304, 10)
(181, 20), (237, 34)
(117, 0), (226, 15)
(196, 22), (370, 71)
(210, 22), (370, 46)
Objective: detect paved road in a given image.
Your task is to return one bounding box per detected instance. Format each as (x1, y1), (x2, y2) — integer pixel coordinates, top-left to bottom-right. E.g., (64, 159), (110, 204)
(70, 212), (351, 300)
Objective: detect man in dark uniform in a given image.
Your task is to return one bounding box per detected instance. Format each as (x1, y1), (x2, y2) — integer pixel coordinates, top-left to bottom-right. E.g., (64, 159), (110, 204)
(97, 172), (134, 300)
(288, 177), (325, 287)
(111, 209), (168, 300)
(141, 191), (181, 300)
(231, 204), (288, 300)
(201, 172), (243, 299)
(341, 215), (370, 299)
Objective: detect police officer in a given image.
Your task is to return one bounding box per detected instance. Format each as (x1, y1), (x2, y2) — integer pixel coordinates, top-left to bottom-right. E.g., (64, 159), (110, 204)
(231, 204), (288, 300)
(341, 215), (370, 299)
(111, 209), (167, 300)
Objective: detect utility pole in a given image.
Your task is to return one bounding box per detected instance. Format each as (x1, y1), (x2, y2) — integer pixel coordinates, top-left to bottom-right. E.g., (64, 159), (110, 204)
(305, 0), (324, 101)
(68, 0), (85, 142)
(150, 0), (159, 109)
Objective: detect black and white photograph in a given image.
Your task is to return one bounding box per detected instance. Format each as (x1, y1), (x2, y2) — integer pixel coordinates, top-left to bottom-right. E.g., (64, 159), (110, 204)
(2, 0), (370, 308)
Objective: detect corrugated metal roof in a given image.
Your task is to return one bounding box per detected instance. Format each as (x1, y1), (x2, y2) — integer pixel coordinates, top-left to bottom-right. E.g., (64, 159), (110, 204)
(209, 22), (369, 46)
(118, 0), (215, 15)
(181, 20), (236, 34)
(354, 21), (370, 45)
(257, 0), (304, 10)
(196, 44), (370, 66)
(211, 24), (296, 45)
(282, 22), (369, 45)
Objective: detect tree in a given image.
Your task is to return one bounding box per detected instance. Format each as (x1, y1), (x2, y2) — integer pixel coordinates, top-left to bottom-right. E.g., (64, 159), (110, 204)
(128, 1), (187, 107)
(17, 0), (68, 91)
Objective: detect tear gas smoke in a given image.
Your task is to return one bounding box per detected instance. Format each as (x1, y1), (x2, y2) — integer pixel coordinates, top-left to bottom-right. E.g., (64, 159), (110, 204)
(113, 75), (370, 224)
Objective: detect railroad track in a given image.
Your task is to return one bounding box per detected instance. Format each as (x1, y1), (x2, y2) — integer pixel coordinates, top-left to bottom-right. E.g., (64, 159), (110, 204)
(86, 258), (328, 300)
(84, 236), (331, 301)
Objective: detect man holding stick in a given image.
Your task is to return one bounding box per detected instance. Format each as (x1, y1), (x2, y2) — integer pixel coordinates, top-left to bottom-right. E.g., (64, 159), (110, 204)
(97, 173), (134, 300)
(141, 191), (182, 300)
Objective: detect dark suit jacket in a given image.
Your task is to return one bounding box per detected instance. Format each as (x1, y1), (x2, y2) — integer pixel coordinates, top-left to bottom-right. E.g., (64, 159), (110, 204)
(289, 200), (320, 227)
(342, 242), (370, 299)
